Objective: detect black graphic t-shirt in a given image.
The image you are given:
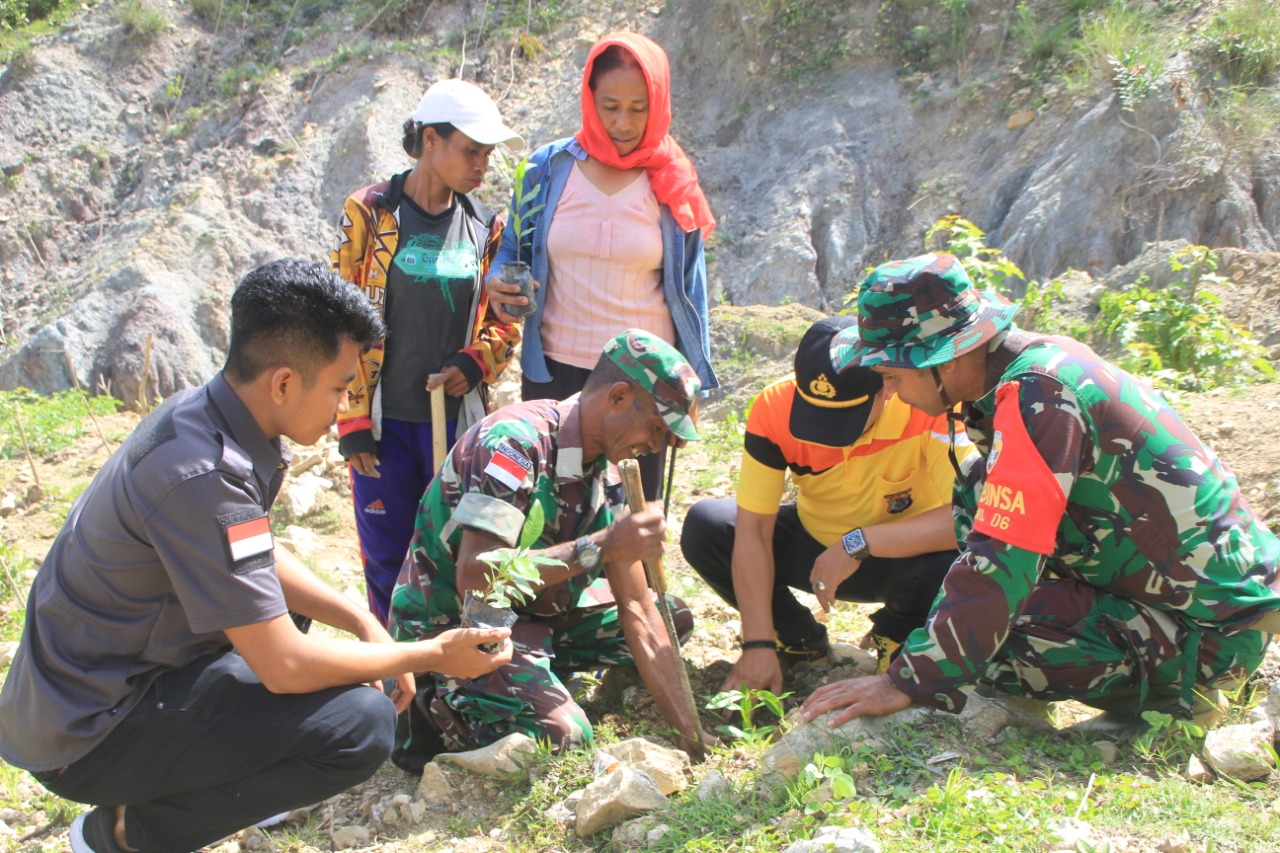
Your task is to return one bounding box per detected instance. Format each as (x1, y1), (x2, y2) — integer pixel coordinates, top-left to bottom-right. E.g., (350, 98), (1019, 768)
(380, 195), (479, 422)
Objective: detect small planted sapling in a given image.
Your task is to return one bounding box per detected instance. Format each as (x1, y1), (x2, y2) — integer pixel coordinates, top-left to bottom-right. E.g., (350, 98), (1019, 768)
(461, 500), (563, 652)
(704, 687), (792, 747)
(499, 153), (543, 318)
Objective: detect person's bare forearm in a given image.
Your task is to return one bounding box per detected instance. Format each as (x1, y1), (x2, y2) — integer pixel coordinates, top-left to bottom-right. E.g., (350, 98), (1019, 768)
(618, 592), (696, 734)
(275, 544), (384, 640)
(863, 505), (957, 557)
(226, 614), (510, 695)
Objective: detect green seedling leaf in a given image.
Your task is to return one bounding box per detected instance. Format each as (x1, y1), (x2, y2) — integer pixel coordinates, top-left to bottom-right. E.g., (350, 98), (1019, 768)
(477, 499), (565, 609)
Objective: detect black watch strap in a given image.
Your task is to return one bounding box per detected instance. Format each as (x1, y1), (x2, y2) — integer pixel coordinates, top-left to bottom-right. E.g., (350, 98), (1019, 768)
(741, 639), (777, 651)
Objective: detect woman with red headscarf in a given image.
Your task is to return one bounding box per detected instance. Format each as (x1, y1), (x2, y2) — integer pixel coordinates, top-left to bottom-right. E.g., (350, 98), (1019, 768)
(487, 32), (718, 499)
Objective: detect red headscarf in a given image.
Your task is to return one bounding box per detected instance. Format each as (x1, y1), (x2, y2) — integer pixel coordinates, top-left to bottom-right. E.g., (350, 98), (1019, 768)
(575, 32), (716, 237)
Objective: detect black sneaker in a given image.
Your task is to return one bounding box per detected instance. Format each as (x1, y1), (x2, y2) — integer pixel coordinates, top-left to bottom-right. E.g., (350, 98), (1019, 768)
(390, 691), (448, 775)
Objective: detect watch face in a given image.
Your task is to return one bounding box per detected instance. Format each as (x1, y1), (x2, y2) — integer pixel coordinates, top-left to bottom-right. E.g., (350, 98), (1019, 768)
(843, 529), (867, 557)
(577, 538), (600, 569)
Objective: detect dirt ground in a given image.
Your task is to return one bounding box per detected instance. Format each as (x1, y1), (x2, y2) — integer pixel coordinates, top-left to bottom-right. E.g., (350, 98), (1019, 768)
(2, 339), (1280, 851)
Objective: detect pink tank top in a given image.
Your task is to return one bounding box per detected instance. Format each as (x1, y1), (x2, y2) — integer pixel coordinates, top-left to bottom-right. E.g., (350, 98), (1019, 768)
(542, 163), (673, 369)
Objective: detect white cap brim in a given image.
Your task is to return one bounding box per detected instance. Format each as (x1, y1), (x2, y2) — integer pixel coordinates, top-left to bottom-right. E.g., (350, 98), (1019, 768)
(452, 120), (524, 151)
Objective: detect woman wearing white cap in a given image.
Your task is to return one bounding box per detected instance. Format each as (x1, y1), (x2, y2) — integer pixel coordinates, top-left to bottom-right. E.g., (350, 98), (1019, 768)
(330, 79), (523, 627)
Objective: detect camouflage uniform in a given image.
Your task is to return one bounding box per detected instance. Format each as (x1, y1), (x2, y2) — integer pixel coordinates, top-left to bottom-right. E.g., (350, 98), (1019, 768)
(389, 330), (699, 751)
(832, 254), (1280, 717)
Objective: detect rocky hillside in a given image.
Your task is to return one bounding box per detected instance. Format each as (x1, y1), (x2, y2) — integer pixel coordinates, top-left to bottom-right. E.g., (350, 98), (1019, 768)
(1, 0), (1278, 405)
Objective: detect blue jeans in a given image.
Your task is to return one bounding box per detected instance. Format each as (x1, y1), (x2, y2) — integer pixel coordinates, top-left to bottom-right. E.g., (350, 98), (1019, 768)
(33, 651), (395, 853)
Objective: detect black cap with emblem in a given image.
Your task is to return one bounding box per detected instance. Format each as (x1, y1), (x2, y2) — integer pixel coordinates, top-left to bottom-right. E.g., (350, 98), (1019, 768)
(790, 316), (884, 447)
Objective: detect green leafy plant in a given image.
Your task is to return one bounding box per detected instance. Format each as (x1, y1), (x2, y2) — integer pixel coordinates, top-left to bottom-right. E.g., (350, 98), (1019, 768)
(1133, 709), (1206, 769)
(924, 214), (1026, 297)
(1016, 277), (1090, 339)
(797, 751), (857, 815)
(506, 153), (544, 253)
(475, 500), (562, 609)
(704, 687), (791, 745)
(0, 0), (61, 29)
(1108, 52), (1160, 111)
(1092, 246), (1275, 391)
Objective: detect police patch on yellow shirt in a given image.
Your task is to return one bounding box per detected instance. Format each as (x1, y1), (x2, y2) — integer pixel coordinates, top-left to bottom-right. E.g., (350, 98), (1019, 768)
(972, 381), (1065, 555)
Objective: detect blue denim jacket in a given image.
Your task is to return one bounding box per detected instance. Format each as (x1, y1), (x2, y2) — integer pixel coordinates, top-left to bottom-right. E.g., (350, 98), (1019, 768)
(493, 137), (719, 390)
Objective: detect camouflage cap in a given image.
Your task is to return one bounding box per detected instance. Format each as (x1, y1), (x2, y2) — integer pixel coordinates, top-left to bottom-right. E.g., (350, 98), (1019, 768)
(830, 253), (1020, 371)
(603, 329), (701, 441)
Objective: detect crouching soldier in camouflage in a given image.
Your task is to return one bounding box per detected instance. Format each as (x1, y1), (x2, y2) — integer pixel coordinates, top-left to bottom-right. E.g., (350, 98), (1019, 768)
(389, 329), (709, 768)
(802, 253), (1280, 731)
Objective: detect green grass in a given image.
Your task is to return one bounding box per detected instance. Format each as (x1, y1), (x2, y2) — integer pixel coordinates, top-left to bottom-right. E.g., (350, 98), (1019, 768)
(115, 0), (169, 43)
(1195, 0), (1280, 85)
(1062, 0), (1166, 102)
(0, 389), (119, 461)
(1010, 1), (1080, 73)
(0, 0), (64, 29)
(0, 0), (92, 62)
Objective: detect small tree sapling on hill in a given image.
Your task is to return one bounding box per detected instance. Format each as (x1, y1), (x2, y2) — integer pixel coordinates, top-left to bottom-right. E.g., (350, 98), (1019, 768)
(461, 500), (563, 652)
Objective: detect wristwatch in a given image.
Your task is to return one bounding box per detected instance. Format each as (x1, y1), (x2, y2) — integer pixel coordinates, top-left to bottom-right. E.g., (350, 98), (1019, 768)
(842, 527), (871, 561)
(575, 536), (603, 570)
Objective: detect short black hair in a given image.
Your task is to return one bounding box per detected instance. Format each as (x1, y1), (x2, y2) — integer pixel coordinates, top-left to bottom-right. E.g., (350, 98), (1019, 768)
(224, 258), (385, 385)
(401, 120), (457, 158)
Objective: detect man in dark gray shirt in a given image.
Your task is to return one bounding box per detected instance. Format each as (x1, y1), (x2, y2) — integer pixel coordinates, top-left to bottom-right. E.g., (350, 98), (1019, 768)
(0, 259), (513, 853)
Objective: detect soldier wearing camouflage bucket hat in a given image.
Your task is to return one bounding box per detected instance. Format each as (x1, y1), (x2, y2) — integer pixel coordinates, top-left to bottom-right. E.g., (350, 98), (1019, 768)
(387, 329), (711, 769)
(803, 252), (1280, 731)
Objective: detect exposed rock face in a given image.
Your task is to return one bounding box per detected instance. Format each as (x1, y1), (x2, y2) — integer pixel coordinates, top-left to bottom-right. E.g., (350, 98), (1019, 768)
(2, 1), (1278, 402)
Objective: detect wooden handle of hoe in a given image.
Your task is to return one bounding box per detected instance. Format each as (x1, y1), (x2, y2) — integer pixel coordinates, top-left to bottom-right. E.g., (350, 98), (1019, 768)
(616, 459), (667, 595)
(617, 458), (703, 747)
(429, 375), (447, 466)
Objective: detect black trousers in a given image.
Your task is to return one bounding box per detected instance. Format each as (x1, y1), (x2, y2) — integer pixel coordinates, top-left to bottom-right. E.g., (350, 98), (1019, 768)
(680, 497), (957, 645)
(33, 651), (395, 853)
(523, 357), (667, 502)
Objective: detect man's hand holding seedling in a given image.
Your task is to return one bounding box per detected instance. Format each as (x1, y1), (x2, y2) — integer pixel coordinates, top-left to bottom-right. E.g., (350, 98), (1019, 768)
(430, 627), (514, 677)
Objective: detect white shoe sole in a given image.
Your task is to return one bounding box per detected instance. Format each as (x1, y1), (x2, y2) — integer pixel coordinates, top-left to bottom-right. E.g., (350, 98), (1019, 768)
(256, 811), (292, 829)
(69, 812), (94, 853)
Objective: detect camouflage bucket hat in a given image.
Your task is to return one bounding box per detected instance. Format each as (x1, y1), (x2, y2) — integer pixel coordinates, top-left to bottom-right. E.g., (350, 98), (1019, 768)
(830, 253), (1020, 371)
(603, 329), (701, 441)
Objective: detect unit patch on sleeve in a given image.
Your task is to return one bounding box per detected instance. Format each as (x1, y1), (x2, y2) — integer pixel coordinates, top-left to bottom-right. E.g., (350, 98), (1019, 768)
(484, 442), (533, 491)
(971, 381), (1066, 555)
(219, 511), (274, 574)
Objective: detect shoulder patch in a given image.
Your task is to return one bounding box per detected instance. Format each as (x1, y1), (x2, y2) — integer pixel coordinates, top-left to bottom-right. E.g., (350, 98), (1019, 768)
(971, 381), (1066, 555)
(219, 510), (273, 574)
(484, 442), (533, 490)
(126, 400), (178, 469)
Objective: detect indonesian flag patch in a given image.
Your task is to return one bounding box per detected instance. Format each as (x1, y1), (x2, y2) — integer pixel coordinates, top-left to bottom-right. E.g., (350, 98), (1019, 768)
(971, 381), (1066, 555)
(484, 443), (533, 491)
(219, 511), (274, 573)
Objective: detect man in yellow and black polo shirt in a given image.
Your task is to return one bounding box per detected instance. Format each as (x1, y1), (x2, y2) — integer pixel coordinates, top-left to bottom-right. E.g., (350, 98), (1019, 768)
(681, 316), (972, 694)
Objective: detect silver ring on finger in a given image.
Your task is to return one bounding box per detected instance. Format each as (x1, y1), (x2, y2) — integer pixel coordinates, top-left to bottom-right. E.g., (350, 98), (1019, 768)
(814, 581), (826, 591)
